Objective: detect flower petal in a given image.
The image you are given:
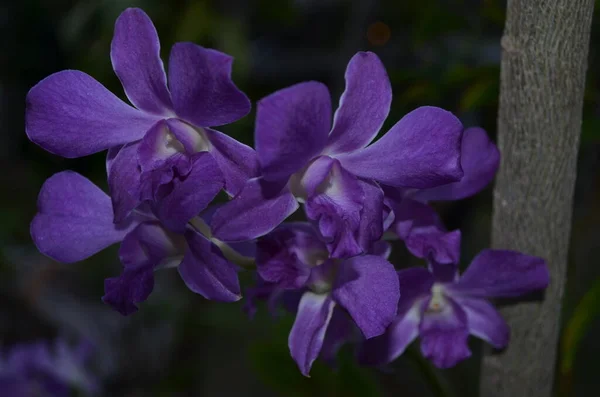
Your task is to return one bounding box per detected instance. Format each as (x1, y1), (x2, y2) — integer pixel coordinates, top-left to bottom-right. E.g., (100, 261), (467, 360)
(320, 308), (355, 365)
(178, 229), (241, 301)
(31, 171), (136, 263)
(153, 152), (224, 233)
(389, 197), (444, 240)
(256, 223), (324, 289)
(357, 179), (385, 253)
(255, 82), (331, 181)
(419, 298), (471, 368)
(332, 255), (399, 338)
(304, 161), (364, 258)
(102, 265), (155, 316)
(211, 178), (299, 241)
(453, 297), (509, 349)
(413, 127), (500, 202)
(289, 292), (335, 376)
(338, 106), (463, 188)
(26, 70), (159, 157)
(168, 43), (250, 127)
(326, 52), (391, 154)
(108, 142), (142, 223)
(205, 128), (260, 196)
(450, 249), (550, 298)
(111, 8), (173, 115)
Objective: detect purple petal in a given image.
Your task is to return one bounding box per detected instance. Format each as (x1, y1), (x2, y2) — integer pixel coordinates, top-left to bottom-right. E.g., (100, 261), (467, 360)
(450, 249), (550, 298)
(389, 197), (444, 239)
(31, 171), (136, 263)
(357, 179), (385, 253)
(108, 142), (142, 223)
(255, 82), (331, 181)
(211, 178), (299, 241)
(405, 227), (461, 265)
(397, 267), (435, 309)
(304, 161), (364, 258)
(153, 152), (224, 233)
(419, 298), (471, 368)
(256, 223), (324, 289)
(103, 222), (185, 315)
(320, 308), (355, 365)
(332, 255), (399, 338)
(205, 128), (260, 196)
(338, 106), (463, 188)
(453, 297), (509, 349)
(168, 43), (250, 127)
(294, 155), (335, 198)
(26, 70), (159, 157)
(179, 229), (241, 302)
(326, 52), (391, 154)
(413, 127), (500, 202)
(289, 292), (335, 376)
(137, 120), (188, 174)
(111, 8), (173, 115)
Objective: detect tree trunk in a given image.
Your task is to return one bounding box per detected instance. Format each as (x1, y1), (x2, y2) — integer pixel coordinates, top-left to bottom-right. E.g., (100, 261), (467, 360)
(480, 1), (595, 397)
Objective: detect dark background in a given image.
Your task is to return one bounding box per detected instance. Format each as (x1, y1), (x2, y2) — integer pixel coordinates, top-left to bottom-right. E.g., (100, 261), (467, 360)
(1, 0), (599, 396)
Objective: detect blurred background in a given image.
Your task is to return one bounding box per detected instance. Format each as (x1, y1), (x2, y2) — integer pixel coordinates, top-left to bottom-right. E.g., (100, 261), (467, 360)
(1, 0), (599, 395)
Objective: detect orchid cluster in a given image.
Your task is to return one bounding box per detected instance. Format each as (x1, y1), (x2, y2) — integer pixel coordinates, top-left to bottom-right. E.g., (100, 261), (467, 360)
(26, 8), (549, 378)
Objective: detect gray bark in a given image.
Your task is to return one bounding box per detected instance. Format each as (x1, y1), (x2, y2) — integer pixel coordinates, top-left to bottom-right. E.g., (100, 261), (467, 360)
(479, 1), (595, 396)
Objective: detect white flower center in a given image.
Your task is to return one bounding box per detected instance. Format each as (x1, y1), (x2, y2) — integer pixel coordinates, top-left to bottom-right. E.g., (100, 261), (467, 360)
(426, 283), (448, 313)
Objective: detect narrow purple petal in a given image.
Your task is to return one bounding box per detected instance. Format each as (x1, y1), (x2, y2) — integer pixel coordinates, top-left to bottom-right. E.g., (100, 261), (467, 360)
(326, 52), (391, 154)
(357, 179), (385, 253)
(453, 297), (509, 348)
(419, 298), (471, 368)
(205, 128), (260, 196)
(320, 308), (355, 365)
(255, 82), (331, 181)
(450, 249), (550, 298)
(153, 152), (224, 233)
(413, 127), (500, 202)
(332, 255), (399, 338)
(211, 178), (299, 241)
(108, 142), (142, 223)
(111, 8), (173, 115)
(304, 161), (364, 258)
(31, 171), (136, 263)
(103, 265), (155, 316)
(338, 106), (463, 188)
(26, 70), (160, 157)
(168, 43), (250, 127)
(179, 229), (241, 302)
(289, 292), (335, 376)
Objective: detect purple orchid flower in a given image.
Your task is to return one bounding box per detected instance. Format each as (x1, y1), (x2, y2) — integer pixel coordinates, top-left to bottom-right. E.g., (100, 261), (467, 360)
(359, 232), (549, 369)
(255, 222), (399, 376)
(385, 126), (500, 260)
(0, 339), (98, 397)
(211, 51), (464, 259)
(30, 171), (245, 315)
(26, 8), (258, 229)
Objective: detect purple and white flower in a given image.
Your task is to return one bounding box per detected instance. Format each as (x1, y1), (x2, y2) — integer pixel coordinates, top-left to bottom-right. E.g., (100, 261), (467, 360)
(26, 8), (258, 229)
(30, 171), (246, 315)
(211, 51), (464, 258)
(256, 223), (399, 376)
(359, 232), (549, 368)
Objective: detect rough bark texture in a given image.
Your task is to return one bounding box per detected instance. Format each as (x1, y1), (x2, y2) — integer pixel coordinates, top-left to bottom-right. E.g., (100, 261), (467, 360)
(480, 1), (595, 396)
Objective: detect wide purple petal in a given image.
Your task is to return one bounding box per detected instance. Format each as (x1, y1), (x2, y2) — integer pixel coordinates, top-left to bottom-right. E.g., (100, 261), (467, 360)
(179, 229), (241, 301)
(111, 8), (173, 115)
(413, 127), (500, 202)
(338, 106), (463, 188)
(332, 255), (399, 338)
(255, 82), (331, 181)
(108, 142), (142, 223)
(205, 128), (260, 196)
(256, 223), (324, 289)
(450, 249), (550, 298)
(153, 152), (224, 233)
(168, 43), (250, 127)
(419, 298), (471, 368)
(26, 70), (159, 157)
(326, 52), (391, 154)
(103, 222), (185, 315)
(288, 292), (335, 376)
(211, 178), (299, 241)
(453, 297), (509, 349)
(304, 161), (364, 258)
(31, 171), (136, 263)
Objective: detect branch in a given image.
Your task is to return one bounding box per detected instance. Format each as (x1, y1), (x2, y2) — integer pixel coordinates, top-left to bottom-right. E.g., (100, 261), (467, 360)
(480, 1), (594, 396)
